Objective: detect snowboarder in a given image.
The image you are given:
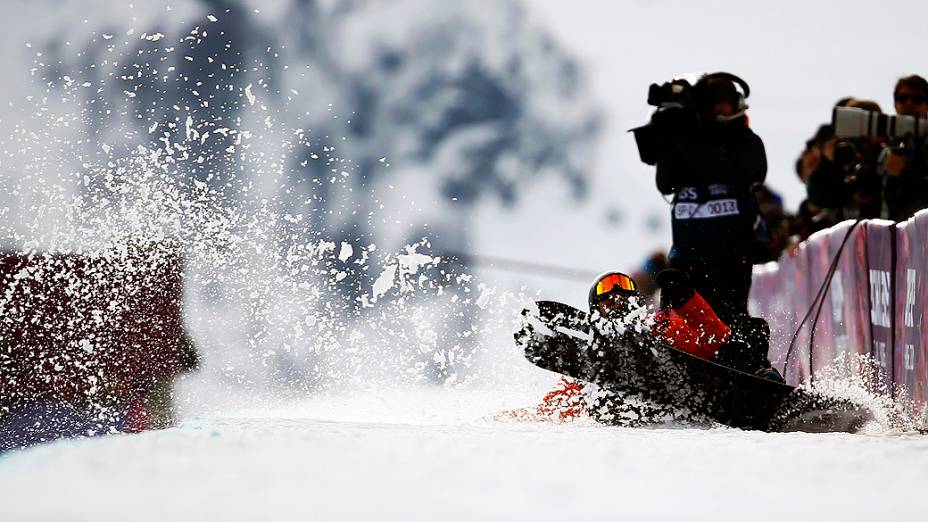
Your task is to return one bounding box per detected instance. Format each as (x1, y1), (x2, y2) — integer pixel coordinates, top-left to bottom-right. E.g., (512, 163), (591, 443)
(515, 272), (869, 431)
(589, 270), (782, 381)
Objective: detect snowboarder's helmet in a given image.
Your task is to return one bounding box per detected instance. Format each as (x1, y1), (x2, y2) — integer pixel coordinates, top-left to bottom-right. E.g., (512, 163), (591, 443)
(589, 271), (638, 308)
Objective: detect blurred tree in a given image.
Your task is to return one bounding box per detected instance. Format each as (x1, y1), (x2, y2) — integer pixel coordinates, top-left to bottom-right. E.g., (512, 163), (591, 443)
(39, 0), (600, 384)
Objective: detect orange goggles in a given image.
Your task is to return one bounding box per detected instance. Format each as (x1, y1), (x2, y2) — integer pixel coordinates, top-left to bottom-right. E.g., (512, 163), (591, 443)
(594, 273), (637, 298)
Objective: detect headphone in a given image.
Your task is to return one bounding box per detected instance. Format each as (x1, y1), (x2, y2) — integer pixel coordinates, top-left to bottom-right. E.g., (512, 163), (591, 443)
(695, 72), (751, 120)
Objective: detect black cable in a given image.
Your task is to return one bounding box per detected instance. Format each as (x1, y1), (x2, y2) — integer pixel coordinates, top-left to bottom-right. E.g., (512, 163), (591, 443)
(783, 219), (862, 382)
(804, 222), (862, 383)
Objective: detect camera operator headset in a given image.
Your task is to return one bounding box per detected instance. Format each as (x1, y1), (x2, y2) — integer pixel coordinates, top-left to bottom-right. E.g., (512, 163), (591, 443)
(631, 72), (768, 330)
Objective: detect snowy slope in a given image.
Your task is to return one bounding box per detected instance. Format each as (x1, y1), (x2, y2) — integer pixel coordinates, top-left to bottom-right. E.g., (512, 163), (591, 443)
(2, 390), (927, 521)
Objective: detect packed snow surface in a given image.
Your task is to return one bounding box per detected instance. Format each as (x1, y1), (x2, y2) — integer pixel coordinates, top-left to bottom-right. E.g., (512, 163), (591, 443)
(1, 388), (926, 521)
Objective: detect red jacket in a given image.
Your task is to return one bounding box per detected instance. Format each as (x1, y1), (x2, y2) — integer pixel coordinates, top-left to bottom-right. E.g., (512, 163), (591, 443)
(652, 291), (731, 360)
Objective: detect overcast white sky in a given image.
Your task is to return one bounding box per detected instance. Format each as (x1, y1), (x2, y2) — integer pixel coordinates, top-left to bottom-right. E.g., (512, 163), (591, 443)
(525, 0), (928, 207)
(473, 0), (928, 301)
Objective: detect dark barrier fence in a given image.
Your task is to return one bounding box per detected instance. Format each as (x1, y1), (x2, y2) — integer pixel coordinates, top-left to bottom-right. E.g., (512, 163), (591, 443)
(750, 210), (928, 408)
(0, 243), (196, 448)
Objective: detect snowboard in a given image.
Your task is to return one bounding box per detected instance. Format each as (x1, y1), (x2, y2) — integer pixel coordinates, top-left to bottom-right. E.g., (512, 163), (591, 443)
(515, 300), (872, 433)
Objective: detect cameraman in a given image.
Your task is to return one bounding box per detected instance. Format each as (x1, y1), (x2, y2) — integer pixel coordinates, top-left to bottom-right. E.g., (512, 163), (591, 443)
(634, 73), (766, 329)
(882, 75), (928, 221)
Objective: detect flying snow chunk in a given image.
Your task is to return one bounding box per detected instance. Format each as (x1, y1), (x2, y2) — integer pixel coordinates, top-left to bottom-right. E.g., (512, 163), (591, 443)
(476, 287), (495, 309)
(372, 264), (398, 301)
(79, 339), (94, 354)
(207, 14), (218, 22)
(244, 83), (256, 106)
(397, 249), (436, 275)
(339, 242), (353, 262)
(185, 115), (196, 141)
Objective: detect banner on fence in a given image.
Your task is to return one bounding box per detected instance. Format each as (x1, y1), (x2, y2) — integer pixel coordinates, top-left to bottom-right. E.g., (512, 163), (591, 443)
(750, 214), (926, 407)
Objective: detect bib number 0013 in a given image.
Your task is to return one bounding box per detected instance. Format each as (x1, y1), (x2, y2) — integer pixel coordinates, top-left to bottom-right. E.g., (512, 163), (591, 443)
(674, 199), (739, 220)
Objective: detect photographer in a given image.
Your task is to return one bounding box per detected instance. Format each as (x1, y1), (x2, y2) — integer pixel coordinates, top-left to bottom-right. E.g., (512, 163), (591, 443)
(632, 72), (766, 330)
(881, 75), (928, 221)
(806, 99), (885, 226)
(796, 124), (841, 237)
(830, 81), (928, 222)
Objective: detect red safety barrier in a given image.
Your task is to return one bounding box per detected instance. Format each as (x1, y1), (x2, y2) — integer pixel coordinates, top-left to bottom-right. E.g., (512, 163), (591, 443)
(749, 263), (789, 366)
(914, 211), (928, 407)
(898, 210), (928, 406)
(751, 213), (928, 411)
(806, 228), (836, 376)
(760, 240), (814, 385)
(0, 245), (197, 431)
(865, 220), (896, 390)
(894, 221), (919, 401)
(828, 221), (870, 360)
(790, 238), (816, 384)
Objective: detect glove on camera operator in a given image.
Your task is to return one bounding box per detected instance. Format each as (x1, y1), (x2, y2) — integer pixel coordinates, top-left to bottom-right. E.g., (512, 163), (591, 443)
(881, 75), (928, 221)
(632, 72), (766, 331)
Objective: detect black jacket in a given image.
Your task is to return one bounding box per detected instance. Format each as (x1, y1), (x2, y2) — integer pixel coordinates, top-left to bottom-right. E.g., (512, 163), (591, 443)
(883, 140), (928, 221)
(654, 116), (767, 262)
